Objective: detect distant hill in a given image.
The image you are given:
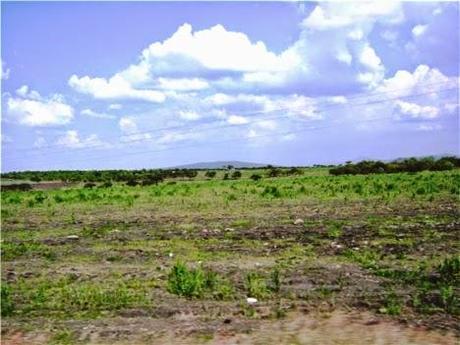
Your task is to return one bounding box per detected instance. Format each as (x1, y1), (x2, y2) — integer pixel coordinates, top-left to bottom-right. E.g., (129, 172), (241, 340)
(171, 161), (270, 169)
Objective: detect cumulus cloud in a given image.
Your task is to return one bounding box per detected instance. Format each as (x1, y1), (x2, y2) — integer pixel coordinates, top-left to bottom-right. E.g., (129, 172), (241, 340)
(135, 23), (296, 76)
(16, 85), (41, 100)
(81, 108), (116, 119)
(67, 10), (405, 100)
(157, 77), (209, 91)
(394, 100), (439, 120)
(56, 130), (108, 148)
(301, 2), (403, 30)
(68, 74), (166, 103)
(377, 64), (451, 97)
(6, 87), (74, 127)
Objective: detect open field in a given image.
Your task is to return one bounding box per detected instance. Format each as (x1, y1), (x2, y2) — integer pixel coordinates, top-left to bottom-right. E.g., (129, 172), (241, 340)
(1, 168), (459, 344)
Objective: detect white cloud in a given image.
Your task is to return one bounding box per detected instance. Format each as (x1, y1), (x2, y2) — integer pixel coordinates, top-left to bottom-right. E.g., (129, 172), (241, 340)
(205, 93), (268, 106)
(329, 96), (347, 104)
(359, 45), (382, 70)
(412, 24), (428, 37)
(302, 2), (403, 30)
(227, 115), (249, 125)
(119, 117), (151, 142)
(81, 108), (116, 119)
(336, 50), (352, 65)
(257, 120), (277, 130)
(157, 77), (209, 91)
(34, 137), (47, 148)
(178, 110), (201, 121)
(108, 103), (122, 110)
(68, 74), (166, 103)
(16, 85), (42, 100)
(381, 30), (398, 42)
(7, 88), (74, 127)
(157, 130), (201, 145)
(378, 64), (451, 97)
(394, 100), (439, 120)
(417, 123), (442, 131)
(348, 29), (364, 41)
(432, 7), (442, 16)
(1, 60), (10, 80)
(138, 23), (296, 74)
(56, 130), (107, 149)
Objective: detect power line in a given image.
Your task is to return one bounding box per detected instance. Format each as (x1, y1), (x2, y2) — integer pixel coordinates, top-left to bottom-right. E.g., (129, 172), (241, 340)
(6, 86), (457, 168)
(10, 84), (458, 159)
(11, 80), (457, 154)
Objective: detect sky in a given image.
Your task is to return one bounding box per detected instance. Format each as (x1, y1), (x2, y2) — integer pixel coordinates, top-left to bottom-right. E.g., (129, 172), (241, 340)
(1, 1), (459, 171)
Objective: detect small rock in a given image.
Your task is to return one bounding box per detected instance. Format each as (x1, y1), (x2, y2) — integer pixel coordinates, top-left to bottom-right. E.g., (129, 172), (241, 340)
(293, 218), (304, 225)
(246, 297), (258, 305)
(66, 235), (79, 240)
(365, 318), (380, 326)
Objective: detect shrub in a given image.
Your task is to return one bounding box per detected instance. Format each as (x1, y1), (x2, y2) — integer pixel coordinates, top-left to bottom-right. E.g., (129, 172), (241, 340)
(167, 262), (234, 300)
(167, 262), (206, 298)
(437, 256), (459, 284)
(126, 179), (138, 187)
(245, 272), (270, 299)
(100, 181), (113, 188)
(269, 268), (281, 293)
(1, 284), (14, 316)
(204, 171), (217, 179)
(84, 182), (96, 189)
(250, 174), (262, 181)
(231, 171), (242, 179)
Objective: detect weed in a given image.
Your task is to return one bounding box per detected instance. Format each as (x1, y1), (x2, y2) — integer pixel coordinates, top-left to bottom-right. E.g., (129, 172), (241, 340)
(48, 329), (75, 345)
(167, 262), (206, 298)
(1, 283), (14, 316)
(245, 272), (270, 299)
(269, 267), (281, 293)
(380, 291), (402, 316)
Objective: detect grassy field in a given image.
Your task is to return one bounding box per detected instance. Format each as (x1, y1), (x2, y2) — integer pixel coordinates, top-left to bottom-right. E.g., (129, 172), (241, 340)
(1, 168), (459, 344)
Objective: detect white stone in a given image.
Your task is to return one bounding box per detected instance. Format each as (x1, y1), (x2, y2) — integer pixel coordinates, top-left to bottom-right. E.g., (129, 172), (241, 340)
(246, 297), (258, 305)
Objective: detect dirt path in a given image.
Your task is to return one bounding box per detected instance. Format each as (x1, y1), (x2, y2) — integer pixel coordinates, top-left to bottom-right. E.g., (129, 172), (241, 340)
(3, 310), (457, 345)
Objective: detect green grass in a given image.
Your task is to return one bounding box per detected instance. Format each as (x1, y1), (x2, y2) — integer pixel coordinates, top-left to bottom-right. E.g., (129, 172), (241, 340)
(1, 168), (459, 340)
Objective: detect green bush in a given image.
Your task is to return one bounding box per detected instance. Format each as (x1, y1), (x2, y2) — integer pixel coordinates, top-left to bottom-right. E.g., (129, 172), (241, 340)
(1, 284), (14, 316)
(245, 272), (270, 299)
(167, 262), (206, 298)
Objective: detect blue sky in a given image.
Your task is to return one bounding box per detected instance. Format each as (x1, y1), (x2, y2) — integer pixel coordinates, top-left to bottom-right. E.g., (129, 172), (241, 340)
(1, 1), (459, 171)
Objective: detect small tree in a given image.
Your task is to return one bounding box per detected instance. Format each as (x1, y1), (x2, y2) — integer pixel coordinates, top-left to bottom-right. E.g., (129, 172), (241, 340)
(231, 170), (242, 179)
(126, 179), (138, 187)
(204, 171), (216, 179)
(250, 174), (262, 181)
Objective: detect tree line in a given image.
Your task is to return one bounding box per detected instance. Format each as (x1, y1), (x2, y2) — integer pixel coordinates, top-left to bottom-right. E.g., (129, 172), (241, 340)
(329, 157), (460, 176)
